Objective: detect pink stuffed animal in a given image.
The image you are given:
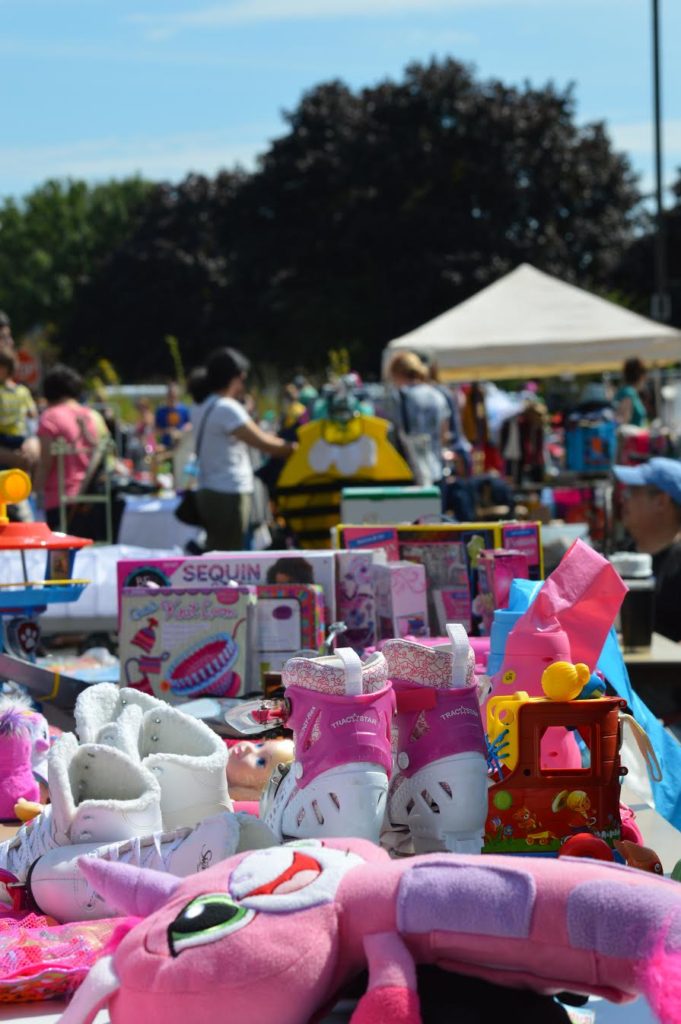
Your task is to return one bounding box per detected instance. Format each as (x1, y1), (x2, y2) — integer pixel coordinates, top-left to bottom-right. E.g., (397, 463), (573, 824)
(60, 839), (681, 1024)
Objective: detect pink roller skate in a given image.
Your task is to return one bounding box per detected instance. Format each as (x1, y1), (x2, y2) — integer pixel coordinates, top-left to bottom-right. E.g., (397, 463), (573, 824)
(383, 625), (488, 855)
(260, 648), (395, 843)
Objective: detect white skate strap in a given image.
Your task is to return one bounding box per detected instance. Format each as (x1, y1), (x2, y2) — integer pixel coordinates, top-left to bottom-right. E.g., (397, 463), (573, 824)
(334, 647), (363, 696)
(446, 623), (471, 688)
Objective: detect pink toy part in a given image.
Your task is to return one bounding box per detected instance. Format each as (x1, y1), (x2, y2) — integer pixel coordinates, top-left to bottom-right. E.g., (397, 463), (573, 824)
(522, 538), (627, 669)
(57, 839), (681, 1024)
(78, 858), (180, 919)
(0, 708), (40, 818)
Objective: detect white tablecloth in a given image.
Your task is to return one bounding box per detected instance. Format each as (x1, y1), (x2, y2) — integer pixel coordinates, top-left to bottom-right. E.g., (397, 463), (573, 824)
(117, 495), (200, 550)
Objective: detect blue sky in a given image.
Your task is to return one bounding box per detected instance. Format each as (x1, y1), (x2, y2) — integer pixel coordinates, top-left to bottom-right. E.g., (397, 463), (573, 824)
(2, 0), (681, 203)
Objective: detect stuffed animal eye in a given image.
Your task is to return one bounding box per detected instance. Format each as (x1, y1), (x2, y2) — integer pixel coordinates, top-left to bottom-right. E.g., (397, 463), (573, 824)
(168, 894), (255, 956)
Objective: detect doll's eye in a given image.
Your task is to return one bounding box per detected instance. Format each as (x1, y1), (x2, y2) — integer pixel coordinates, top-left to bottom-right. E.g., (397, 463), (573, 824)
(256, 757), (267, 768)
(168, 894), (255, 956)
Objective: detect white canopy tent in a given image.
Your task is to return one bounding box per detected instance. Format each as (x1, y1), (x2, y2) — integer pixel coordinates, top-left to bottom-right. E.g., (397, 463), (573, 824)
(384, 264), (681, 381)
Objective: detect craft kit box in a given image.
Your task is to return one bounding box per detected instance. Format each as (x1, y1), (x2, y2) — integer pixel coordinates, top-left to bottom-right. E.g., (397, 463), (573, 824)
(373, 560), (429, 641)
(340, 486), (442, 526)
(335, 549), (386, 652)
(117, 551), (337, 624)
(119, 585), (257, 702)
(475, 549), (530, 635)
(254, 583), (325, 676)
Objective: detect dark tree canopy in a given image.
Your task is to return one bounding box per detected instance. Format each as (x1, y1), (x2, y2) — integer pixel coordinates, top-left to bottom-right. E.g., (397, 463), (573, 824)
(2, 58), (644, 378)
(612, 171), (681, 324)
(228, 60), (641, 373)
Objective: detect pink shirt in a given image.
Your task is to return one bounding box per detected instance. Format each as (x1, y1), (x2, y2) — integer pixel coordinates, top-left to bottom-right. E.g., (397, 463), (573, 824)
(38, 402), (103, 510)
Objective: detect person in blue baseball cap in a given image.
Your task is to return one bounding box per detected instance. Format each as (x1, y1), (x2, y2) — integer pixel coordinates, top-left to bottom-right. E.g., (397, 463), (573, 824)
(613, 457), (681, 642)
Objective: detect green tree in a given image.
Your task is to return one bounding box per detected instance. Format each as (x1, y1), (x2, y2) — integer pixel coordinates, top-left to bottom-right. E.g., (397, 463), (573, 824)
(228, 59), (642, 371)
(34, 57), (644, 379)
(0, 177), (153, 342)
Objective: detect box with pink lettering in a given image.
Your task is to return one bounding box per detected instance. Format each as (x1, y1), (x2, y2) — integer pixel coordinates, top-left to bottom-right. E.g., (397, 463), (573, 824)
(117, 551), (336, 623)
(119, 585), (257, 703)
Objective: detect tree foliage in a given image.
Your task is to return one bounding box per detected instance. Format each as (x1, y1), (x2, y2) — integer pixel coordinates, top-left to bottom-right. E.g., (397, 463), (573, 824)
(230, 60), (641, 372)
(63, 171), (245, 376)
(1, 59), (645, 378)
(612, 172), (681, 324)
(0, 178), (153, 339)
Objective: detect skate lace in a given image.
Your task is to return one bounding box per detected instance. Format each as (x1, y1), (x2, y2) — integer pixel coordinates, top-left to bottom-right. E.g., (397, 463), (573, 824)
(102, 827), (191, 871)
(2, 806), (60, 877)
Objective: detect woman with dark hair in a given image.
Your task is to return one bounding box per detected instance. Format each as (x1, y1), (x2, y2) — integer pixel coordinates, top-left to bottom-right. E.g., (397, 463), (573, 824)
(34, 364), (109, 531)
(194, 347), (295, 550)
(614, 358), (648, 427)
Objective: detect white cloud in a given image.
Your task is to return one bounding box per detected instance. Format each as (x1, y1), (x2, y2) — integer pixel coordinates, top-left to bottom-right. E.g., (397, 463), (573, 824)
(129, 0), (551, 38)
(0, 130), (271, 199)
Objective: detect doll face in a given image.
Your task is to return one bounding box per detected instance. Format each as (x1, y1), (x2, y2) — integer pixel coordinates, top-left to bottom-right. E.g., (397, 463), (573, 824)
(227, 739), (294, 794)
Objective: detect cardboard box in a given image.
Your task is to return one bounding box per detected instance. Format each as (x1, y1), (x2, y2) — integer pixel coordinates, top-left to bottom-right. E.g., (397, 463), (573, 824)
(340, 486), (441, 525)
(117, 551), (337, 624)
(254, 583), (325, 676)
(334, 525), (400, 561)
(475, 549), (529, 634)
(400, 541), (473, 633)
(119, 585), (257, 702)
(335, 550), (385, 652)
(394, 522), (543, 581)
(374, 561), (429, 640)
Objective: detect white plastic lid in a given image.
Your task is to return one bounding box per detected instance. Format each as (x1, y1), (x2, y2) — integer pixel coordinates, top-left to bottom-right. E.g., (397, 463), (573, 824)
(608, 552), (653, 579)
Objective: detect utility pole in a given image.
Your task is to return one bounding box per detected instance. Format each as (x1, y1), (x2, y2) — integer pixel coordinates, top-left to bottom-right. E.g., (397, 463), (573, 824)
(651, 0), (671, 322)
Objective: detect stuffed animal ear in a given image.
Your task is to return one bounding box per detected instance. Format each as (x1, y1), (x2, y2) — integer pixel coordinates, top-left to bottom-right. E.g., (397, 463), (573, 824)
(78, 857), (180, 917)
(350, 931), (421, 1024)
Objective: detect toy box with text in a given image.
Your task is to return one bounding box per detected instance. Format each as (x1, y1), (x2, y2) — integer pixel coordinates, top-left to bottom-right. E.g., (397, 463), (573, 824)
(399, 539), (473, 633)
(390, 521), (541, 634)
(475, 549), (529, 635)
(373, 560), (429, 641)
(254, 583), (325, 676)
(117, 551), (336, 624)
(119, 585), (257, 702)
(335, 549), (386, 652)
(393, 521), (543, 580)
(333, 525), (400, 561)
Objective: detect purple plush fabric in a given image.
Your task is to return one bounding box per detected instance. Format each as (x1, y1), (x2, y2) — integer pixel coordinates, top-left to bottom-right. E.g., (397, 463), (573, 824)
(568, 880), (681, 958)
(396, 861), (535, 938)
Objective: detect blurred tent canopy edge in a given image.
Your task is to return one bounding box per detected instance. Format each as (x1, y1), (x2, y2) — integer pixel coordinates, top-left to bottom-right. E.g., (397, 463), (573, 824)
(383, 264), (681, 382)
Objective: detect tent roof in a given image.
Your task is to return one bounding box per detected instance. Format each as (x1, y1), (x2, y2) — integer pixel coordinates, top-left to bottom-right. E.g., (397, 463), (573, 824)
(385, 264), (681, 381)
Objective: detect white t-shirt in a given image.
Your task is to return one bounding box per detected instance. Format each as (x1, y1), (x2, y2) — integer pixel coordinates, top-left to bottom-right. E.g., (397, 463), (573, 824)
(194, 396), (254, 494)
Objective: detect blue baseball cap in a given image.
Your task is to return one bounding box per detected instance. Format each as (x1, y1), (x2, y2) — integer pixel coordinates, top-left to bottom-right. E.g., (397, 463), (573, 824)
(613, 457), (681, 505)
